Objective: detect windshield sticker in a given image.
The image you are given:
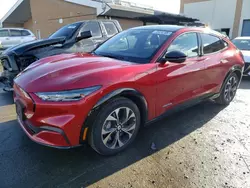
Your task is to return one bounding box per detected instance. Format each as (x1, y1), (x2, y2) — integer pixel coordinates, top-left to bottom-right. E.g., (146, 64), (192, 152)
(68, 26), (77, 29)
(153, 31), (172, 36)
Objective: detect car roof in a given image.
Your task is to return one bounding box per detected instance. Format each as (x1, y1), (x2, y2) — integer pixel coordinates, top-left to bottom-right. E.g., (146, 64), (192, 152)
(131, 25), (185, 32)
(234, 37), (250, 40)
(0, 28), (30, 31)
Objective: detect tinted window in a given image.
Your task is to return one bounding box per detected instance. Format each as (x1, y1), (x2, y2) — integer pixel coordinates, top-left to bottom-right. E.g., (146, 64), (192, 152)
(49, 22), (83, 39)
(201, 33), (227, 54)
(103, 22), (118, 36)
(168, 32), (198, 57)
(81, 22), (102, 37)
(232, 39), (250, 51)
(0, 30), (9, 37)
(21, 30), (31, 36)
(10, 29), (22, 37)
(94, 29), (172, 64)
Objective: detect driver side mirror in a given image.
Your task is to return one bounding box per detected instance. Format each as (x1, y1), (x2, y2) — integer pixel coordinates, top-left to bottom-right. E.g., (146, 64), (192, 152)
(76, 31), (92, 42)
(161, 51), (187, 64)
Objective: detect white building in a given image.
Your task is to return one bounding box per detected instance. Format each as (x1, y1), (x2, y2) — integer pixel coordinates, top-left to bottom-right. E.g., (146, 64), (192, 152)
(180, 0), (250, 38)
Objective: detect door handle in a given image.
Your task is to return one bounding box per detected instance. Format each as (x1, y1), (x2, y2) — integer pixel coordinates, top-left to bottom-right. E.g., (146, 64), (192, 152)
(5, 38), (9, 40)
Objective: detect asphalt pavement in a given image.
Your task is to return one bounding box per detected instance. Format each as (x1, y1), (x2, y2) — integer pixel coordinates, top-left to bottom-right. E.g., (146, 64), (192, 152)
(0, 79), (250, 188)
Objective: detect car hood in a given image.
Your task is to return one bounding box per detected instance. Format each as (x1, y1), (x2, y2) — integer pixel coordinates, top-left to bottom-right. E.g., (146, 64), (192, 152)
(14, 53), (144, 92)
(241, 50), (250, 62)
(2, 37), (65, 56)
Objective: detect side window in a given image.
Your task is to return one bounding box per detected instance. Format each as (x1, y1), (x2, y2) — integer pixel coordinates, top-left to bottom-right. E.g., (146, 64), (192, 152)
(81, 22), (102, 38)
(10, 29), (22, 37)
(201, 33), (227, 54)
(21, 30), (31, 36)
(103, 22), (118, 36)
(0, 30), (10, 37)
(168, 33), (199, 57)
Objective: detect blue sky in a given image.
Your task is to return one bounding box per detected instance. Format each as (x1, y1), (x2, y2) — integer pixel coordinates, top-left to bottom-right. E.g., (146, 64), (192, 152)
(0, 0), (180, 20)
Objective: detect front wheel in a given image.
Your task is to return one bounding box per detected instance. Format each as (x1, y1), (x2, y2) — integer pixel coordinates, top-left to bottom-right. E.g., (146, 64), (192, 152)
(88, 97), (141, 155)
(215, 72), (239, 105)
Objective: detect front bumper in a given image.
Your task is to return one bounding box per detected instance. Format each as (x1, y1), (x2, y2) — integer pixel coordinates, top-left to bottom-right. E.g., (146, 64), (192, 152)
(17, 117), (76, 149)
(14, 84), (96, 148)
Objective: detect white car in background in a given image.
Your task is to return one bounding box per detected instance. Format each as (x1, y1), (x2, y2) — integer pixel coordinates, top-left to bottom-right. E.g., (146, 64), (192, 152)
(232, 37), (250, 76)
(0, 28), (36, 50)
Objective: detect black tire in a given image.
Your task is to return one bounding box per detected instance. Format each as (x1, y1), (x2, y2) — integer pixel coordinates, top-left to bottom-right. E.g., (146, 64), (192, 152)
(215, 72), (239, 105)
(88, 97), (141, 155)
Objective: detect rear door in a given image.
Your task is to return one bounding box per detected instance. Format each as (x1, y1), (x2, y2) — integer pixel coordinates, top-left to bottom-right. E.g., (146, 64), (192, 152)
(200, 33), (229, 93)
(155, 32), (206, 116)
(0, 29), (11, 49)
(9, 29), (22, 46)
(21, 30), (35, 43)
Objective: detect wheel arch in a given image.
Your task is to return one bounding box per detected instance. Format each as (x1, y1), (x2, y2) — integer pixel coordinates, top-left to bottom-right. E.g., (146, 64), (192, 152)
(79, 88), (148, 144)
(94, 88), (148, 125)
(220, 65), (243, 92)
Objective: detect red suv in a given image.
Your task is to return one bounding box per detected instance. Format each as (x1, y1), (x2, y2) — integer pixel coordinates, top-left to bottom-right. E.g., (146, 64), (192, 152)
(14, 25), (244, 155)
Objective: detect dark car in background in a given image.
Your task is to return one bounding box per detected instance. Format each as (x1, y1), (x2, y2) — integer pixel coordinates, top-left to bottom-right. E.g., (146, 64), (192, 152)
(0, 20), (122, 91)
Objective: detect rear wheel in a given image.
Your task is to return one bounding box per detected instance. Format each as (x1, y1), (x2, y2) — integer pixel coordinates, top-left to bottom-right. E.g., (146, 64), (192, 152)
(215, 72), (239, 105)
(89, 97), (140, 155)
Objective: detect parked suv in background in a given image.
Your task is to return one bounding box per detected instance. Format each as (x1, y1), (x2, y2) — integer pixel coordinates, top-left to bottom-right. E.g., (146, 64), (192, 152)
(232, 37), (250, 76)
(0, 28), (36, 50)
(0, 20), (122, 91)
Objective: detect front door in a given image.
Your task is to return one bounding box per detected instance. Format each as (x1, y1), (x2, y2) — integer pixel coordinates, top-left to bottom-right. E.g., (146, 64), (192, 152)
(155, 32), (206, 116)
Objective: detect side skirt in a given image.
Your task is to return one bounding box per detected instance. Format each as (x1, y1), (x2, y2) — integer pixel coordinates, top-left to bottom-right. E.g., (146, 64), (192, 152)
(145, 93), (219, 126)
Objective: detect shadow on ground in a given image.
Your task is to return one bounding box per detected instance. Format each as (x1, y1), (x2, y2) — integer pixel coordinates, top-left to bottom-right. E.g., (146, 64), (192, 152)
(0, 100), (225, 188)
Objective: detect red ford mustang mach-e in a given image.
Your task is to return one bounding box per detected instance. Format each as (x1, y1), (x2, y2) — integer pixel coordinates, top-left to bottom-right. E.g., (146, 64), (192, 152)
(14, 25), (244, 155)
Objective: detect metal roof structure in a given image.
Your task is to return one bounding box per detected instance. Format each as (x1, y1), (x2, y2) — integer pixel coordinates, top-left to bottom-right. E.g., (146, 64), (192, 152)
(138, 12), (204, 26)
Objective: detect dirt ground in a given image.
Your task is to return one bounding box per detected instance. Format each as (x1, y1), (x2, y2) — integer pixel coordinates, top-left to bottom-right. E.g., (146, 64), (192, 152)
(0, 79), (250, 188)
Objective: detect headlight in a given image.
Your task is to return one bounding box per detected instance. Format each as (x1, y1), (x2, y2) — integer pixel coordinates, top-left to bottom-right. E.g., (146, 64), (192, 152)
(36, 86), (101, 102)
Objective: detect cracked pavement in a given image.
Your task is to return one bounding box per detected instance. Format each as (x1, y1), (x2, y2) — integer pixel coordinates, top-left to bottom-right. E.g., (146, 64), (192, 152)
(0, 79), (250, 188)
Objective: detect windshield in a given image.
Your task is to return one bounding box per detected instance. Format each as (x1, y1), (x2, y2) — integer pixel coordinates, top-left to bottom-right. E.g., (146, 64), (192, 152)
(49, 22), (83, 40)
(232, 39), (250, 51)
(94, 28), (173, 64)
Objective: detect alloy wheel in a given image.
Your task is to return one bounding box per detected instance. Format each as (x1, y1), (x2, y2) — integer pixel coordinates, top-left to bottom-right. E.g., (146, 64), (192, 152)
(224, 75), (238, 102)
(101, 107), (137, 149)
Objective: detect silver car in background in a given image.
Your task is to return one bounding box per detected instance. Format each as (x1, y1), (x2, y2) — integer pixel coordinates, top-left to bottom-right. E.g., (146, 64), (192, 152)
(0, 28), (36, 51)
(232, 37), (250, 76)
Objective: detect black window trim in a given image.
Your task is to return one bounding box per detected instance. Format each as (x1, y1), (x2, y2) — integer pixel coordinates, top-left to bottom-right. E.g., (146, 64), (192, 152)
(198, 32), (229, 56)
(157, 31), (201, 63)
